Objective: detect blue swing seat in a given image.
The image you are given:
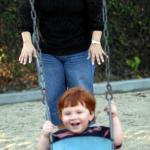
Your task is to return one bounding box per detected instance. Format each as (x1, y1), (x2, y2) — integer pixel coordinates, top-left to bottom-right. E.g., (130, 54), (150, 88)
(52, 136), (113, 150)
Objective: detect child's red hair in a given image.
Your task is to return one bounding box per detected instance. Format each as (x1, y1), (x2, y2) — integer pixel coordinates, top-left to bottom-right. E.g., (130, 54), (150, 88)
(58, 87), (96, 116)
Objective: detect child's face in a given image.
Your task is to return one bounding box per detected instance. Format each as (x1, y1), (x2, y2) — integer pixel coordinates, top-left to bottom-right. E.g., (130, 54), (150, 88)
(61, 103), (94, 134)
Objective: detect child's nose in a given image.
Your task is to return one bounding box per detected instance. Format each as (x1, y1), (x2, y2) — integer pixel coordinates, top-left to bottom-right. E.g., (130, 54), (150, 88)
(70, 113), (78, 120)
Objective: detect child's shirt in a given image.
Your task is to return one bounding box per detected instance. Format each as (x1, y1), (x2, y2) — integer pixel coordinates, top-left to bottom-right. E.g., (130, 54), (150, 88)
(52, 126), (122, 149)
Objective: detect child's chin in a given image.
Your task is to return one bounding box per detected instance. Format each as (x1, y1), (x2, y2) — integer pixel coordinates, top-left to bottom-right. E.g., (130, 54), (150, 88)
(70, 129), (84, 134)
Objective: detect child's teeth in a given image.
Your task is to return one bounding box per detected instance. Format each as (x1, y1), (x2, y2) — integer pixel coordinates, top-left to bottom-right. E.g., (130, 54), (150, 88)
(71, 122), (80, 126)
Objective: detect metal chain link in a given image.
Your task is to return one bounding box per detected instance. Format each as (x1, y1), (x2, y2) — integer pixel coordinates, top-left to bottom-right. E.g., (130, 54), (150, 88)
(28, 0), (53, 147)
(102, 0), (114, 149)
(29, 0), (46, 103)
(102, 1), (113, 101)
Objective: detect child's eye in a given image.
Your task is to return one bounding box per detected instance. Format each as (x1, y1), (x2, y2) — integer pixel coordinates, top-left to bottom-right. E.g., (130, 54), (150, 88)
(77, 111), (82, 114)
(64, 112), (71, 116)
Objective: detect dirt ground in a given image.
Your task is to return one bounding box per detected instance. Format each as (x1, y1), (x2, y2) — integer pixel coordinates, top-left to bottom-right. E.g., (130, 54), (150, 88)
(0, 90), (150, 150)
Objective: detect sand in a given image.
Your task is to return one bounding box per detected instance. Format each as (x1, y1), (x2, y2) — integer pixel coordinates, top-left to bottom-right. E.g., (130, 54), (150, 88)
(0, 90), (150, 150)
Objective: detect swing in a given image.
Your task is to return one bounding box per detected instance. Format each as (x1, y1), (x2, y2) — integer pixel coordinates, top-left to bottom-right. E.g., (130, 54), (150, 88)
(52, 136), (112, 150)
(29, 0), (114, 149)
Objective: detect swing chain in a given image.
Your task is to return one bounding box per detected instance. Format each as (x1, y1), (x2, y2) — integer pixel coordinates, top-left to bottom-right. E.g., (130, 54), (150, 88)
(28, 0), (53, 147)
(106, 83), (113, 100)
(102, 0), (113, 101)
(102, 1), (114, 149)
(29, 0), (46, 104)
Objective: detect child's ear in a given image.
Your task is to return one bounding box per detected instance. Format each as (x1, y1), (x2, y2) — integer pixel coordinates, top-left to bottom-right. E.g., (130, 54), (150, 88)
(89, 112), (95, 121)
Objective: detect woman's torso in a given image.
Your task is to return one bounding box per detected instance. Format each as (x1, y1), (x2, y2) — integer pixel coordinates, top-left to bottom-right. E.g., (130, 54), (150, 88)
(35, 0), (91, 55)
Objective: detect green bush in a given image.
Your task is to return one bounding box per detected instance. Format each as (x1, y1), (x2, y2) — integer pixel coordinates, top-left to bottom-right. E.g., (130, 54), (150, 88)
(96, 0), (150, 82)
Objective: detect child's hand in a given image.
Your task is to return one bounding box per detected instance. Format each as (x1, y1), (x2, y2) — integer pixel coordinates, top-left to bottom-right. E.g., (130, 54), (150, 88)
(104, 101), (118, 118)
(42, 121), (54, 137)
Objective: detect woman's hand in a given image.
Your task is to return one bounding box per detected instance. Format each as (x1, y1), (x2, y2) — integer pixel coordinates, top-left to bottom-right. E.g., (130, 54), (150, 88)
(88, 43), (106, 65)
(19, 42), (37, 65)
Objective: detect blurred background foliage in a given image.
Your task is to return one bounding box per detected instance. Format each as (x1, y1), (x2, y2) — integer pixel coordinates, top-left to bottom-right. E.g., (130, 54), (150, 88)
(0, 0), (150, 93)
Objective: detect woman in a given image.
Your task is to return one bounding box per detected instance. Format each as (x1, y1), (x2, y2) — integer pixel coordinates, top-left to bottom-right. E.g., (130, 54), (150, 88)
(18, 0), (106, 126)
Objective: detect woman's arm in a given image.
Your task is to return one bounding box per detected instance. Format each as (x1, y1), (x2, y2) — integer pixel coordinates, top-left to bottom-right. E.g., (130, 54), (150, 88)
(18, 1), (37, 64)
(18, 0), (34, 33)
(85, 0), (103, 31)
(88, 31), (106, 65)
(19, 31), (36, 64)
(85, 0), (106, 65)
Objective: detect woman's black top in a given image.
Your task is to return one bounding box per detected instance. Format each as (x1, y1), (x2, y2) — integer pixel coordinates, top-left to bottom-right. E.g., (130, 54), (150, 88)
(18, 0), (104, 56)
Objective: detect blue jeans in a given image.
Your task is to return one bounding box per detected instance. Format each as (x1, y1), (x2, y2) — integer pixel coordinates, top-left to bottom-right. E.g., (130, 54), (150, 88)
(42, 50), (95, 125)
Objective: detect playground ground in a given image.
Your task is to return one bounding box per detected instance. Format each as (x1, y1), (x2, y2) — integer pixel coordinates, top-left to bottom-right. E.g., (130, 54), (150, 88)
(0, 90), (150, 150)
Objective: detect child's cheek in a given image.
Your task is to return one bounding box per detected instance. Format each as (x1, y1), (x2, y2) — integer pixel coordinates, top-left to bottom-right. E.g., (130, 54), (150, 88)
(61, 116), (68, 124)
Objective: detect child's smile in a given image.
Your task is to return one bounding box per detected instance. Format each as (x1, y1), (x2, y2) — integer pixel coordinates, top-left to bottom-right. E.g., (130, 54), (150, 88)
(61, 103), (94, 134)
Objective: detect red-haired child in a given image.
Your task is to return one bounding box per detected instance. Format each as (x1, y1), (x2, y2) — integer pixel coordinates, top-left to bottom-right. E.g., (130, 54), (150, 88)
(37, 87), (123, 150)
